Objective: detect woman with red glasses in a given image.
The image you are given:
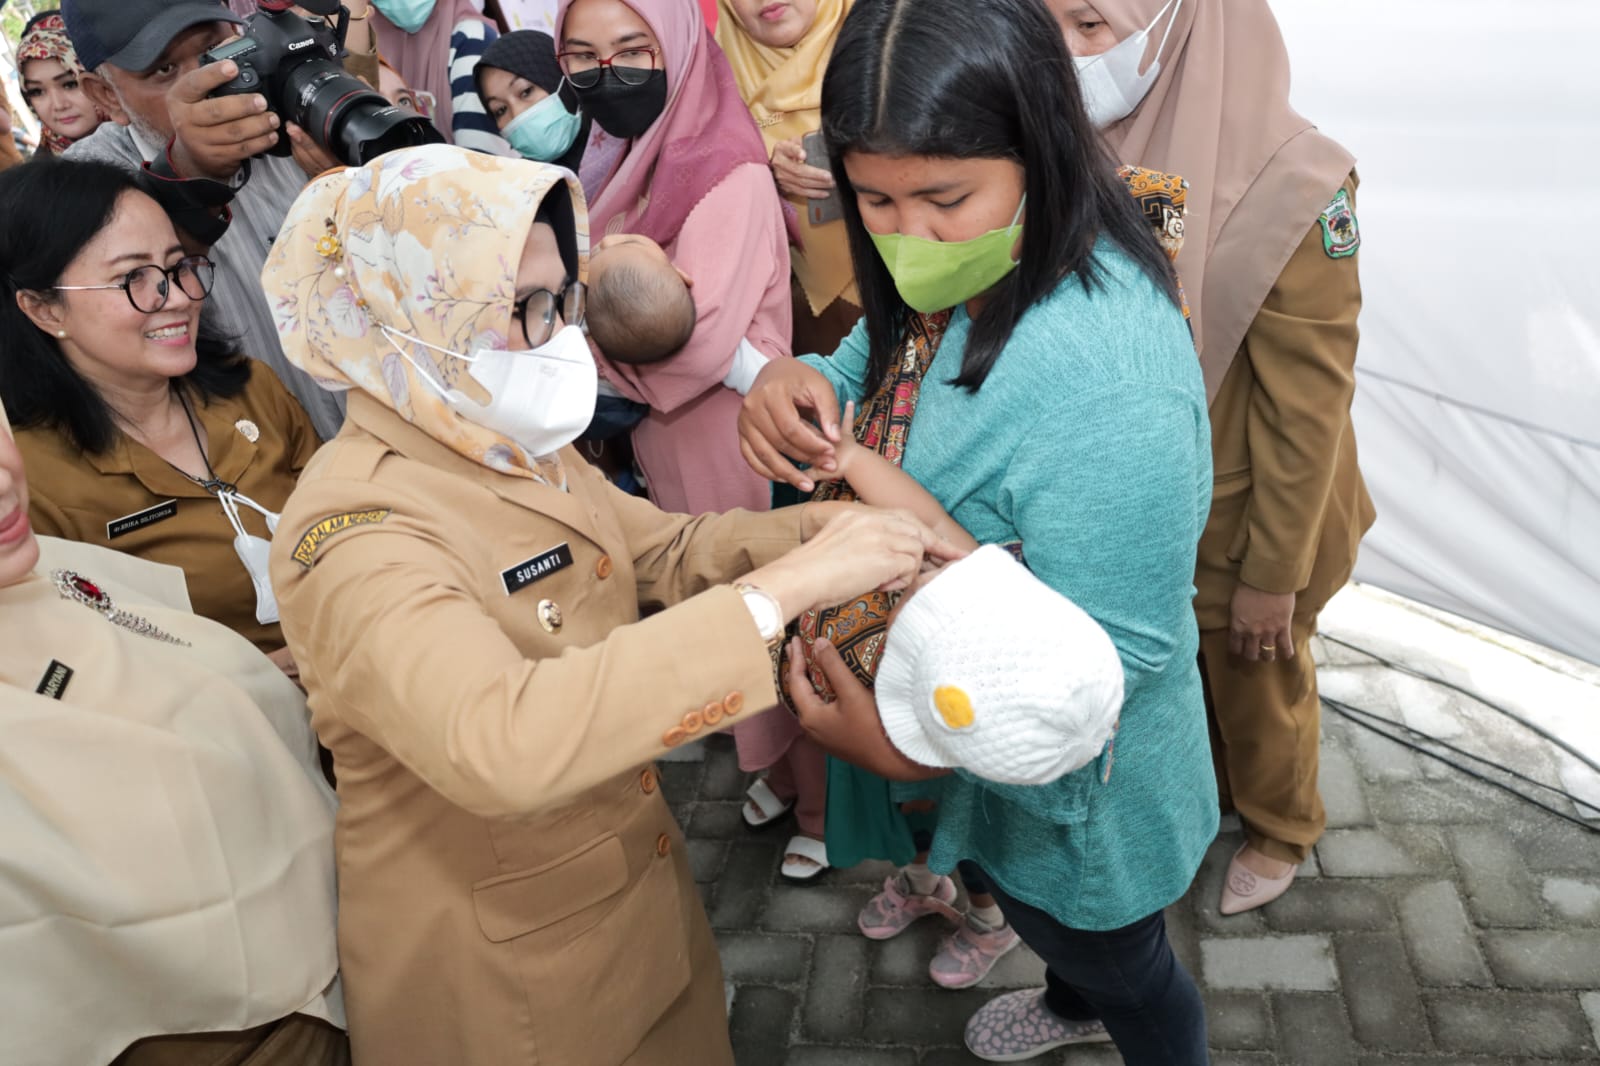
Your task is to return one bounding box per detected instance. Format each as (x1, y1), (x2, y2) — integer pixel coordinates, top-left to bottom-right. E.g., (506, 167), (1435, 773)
(556, 0), (829, 880)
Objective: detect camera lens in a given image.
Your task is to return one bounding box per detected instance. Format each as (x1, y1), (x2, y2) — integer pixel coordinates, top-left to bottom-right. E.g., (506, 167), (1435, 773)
(282, 62), (444, 166)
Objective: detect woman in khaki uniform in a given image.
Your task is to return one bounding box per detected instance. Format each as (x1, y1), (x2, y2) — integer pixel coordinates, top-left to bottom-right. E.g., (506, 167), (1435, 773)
(0, 159), (318, 668)
(1055, 0), (1376, 912)
(261, 145), (952, 1065)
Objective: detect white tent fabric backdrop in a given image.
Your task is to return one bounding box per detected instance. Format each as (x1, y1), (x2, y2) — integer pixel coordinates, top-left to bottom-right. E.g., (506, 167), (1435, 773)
(1271, 0), (1600, 665)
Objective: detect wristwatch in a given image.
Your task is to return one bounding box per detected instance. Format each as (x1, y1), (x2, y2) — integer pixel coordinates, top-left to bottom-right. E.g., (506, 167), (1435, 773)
(734, 583), (784, 650)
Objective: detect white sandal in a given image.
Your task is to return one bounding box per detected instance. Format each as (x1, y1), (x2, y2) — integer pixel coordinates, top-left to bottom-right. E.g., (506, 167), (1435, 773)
(741, 778), (794, 829)
(780, 835), (829, 883)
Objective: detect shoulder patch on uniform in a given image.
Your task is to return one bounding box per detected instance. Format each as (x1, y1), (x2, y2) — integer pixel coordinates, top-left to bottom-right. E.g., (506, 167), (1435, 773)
(292, 509), (392, 567)
(1319, 187), (1360, 258)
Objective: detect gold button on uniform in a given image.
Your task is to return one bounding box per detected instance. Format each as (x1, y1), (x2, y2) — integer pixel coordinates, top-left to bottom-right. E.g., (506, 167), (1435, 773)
(663, 726), (688, 747)
(655, 833), (672, 857)
(595, 555), (613, 579)
(723, 691), (745, 716)
(703, 704), (724, 727)
(537, 599), (563, 633)
(681, 710), (704, 733)
(639, 768), (657, 794)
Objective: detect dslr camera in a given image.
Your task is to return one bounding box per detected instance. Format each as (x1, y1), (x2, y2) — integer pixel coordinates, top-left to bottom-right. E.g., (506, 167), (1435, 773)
(201, 0), (442, 166)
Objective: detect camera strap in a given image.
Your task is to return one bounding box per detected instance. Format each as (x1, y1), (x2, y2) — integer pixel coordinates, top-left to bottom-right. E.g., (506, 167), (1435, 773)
(137, 143), (251, 249)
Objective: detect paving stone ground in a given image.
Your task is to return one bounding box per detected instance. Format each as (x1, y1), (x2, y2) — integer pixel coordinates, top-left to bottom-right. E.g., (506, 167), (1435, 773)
(666, 595), (1600, 1065)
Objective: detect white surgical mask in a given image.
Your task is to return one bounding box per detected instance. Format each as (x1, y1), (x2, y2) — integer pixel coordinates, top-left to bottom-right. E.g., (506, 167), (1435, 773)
(217, 490), (282, 625)
(382, 323), (598, 459)
(1074, 0), (1182, 128)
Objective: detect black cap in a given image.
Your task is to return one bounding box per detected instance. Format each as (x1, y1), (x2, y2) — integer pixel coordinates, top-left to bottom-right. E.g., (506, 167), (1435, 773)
(61, 0), (242, 74)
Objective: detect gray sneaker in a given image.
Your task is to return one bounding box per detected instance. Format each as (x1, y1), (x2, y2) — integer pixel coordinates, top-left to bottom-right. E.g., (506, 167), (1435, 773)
(963, 988), (1112, 1062)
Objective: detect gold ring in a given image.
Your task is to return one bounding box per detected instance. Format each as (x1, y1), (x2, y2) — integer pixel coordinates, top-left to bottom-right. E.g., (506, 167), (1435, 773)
(1260, 644), (1276, 651)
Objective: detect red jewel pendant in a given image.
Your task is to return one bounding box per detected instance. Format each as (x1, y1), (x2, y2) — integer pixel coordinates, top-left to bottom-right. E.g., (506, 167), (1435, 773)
(70, 575), (111, 609)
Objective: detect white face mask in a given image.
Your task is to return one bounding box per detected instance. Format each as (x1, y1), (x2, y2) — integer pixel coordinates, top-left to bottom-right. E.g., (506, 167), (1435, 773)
(1074, 0), (1182, 128)
(217, 490), (282, 625)
(382, 323), (598, 460)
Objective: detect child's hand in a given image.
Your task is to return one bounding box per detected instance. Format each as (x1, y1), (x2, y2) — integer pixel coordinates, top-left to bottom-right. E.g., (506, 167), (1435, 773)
(810, 401), (862, 483)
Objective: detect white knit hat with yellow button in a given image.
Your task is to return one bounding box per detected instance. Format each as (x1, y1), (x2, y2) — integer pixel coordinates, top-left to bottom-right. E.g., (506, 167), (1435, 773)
(874, 545), (1124, 786)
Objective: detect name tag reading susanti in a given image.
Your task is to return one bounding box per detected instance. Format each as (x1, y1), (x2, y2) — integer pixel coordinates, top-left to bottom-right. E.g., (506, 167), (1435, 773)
(106, 500), (179, 540)
(501, 543), (575, 596)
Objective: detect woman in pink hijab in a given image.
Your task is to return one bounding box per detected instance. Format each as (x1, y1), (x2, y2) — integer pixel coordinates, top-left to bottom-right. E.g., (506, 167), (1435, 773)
(557, 0), (824, 879)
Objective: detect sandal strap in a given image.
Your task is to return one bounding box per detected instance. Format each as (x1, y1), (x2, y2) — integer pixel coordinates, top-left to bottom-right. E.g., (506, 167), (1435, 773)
(782, 835), (829, 866)
(744, 778), (790, 821)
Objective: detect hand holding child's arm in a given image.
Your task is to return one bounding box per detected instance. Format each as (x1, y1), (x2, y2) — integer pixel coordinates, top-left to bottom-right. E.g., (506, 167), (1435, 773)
(828, 403), (980, 551)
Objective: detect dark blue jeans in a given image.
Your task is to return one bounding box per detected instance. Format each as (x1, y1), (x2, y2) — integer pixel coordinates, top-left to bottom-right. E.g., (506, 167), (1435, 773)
(980, 869), (1209, 1065)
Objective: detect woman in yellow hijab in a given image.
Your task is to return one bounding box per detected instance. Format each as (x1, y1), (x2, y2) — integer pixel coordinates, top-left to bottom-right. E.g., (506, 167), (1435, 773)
(717, 0), (858, 356)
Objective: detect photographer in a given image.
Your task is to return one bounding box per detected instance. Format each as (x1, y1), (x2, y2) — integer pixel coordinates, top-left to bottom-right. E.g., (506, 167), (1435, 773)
(60, 0), (370, 441)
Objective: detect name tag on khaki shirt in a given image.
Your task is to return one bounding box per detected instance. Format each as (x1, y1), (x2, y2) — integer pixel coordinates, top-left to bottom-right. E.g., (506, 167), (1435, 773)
(106, 500), (179, 540)
(501, 543), (574, 596)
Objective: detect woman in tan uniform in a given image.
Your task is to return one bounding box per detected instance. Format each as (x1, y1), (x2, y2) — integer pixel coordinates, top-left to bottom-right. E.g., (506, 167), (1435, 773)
(261, 144), (953, 1065)
(1052, 0), (1375, 913)
(0, 159), (318, 671)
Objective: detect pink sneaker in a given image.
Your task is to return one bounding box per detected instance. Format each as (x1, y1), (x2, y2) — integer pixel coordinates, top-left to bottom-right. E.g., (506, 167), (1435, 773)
(856, 871), (961, 940)
(929, 914), (1021, 989)
(963, 988), (1111, 1062)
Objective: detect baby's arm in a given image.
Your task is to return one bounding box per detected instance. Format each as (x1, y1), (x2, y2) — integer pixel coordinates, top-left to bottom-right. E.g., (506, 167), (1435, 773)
(829, 402), (980, 551)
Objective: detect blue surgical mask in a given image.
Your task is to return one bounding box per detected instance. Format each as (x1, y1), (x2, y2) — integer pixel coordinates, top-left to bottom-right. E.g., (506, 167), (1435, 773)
(374, 0), (437, 34)
(502, 92), (583, 163)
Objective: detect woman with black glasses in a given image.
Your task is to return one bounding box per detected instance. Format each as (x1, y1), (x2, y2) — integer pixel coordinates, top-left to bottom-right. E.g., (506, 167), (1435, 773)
(258, 144), (952, 1064)
(554, 0), (838, 883)
(0, 159), (319, 677)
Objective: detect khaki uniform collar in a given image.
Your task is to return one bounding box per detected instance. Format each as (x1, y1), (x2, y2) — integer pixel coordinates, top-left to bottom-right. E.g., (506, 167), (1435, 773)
(345, 392), (611, 550)
(82, 392), (259, 500)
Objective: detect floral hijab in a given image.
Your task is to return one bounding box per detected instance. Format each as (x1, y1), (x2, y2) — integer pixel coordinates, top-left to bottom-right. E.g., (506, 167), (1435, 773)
(17, 12), (108, 156)
(261, 145), (588, 486)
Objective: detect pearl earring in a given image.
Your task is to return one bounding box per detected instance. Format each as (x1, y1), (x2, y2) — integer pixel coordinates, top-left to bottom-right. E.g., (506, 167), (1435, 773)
(56, 329), (67, 339)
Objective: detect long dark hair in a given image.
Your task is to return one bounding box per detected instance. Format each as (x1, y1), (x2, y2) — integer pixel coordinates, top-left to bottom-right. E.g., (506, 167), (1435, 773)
(0, 158), (248, 454)
(820, 0), (1181, 391)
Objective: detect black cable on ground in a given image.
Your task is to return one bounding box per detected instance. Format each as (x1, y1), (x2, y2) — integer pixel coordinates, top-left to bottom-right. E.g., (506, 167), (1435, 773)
(1319, 632), (1600, 777)
(1322, 697), (1599, 834)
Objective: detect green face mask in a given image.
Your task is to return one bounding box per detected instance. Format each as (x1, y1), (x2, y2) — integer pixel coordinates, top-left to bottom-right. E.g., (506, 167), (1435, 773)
(868, 196), (1025, 314)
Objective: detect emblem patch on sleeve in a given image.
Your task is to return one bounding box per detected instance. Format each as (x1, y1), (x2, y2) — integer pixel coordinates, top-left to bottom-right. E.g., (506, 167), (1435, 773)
(292, 509), (392, 567)
(1319, 188), (1360, 258)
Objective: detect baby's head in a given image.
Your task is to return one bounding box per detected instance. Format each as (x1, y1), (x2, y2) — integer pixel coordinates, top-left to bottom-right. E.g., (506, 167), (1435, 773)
(875, 545), (1124, 786)
(585, 234), (696, 365)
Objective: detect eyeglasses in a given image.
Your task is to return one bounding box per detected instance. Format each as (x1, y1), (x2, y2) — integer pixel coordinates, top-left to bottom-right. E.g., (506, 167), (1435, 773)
(396, 89), (437, 118)
(513, 280), (586, 348)
(54, 256), (216, 313)
(556, 46), (659, 90)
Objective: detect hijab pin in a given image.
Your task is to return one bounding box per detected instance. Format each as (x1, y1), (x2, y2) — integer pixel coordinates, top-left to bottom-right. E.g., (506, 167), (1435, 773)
(315, 217), (347, 279)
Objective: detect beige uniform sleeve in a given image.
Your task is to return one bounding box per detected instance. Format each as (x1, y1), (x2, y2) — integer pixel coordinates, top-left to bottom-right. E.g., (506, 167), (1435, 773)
(596, 473), (807, 607)
(275, 478), (802, 819)
(1238, 175), (1363, 595)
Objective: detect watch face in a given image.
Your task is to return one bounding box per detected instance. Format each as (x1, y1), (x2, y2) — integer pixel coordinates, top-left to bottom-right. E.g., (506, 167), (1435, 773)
(741, 587), (782, 641)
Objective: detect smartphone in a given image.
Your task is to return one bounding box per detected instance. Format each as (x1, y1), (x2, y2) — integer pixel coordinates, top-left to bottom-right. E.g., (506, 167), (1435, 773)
(800, 130), (844, 226)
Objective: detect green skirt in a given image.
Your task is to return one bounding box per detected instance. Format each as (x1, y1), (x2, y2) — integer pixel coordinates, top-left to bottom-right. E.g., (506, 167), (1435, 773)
(823, 757), (941, 868)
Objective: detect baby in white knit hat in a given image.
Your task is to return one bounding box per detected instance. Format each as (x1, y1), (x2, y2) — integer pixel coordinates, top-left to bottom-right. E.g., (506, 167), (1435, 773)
(875, 545), (1124, 785)
(814, 405), (1124, 785)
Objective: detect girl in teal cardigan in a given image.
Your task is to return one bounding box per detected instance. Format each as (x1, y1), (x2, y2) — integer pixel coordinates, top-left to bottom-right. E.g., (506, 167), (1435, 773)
(740, 0), (1217, 1061)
